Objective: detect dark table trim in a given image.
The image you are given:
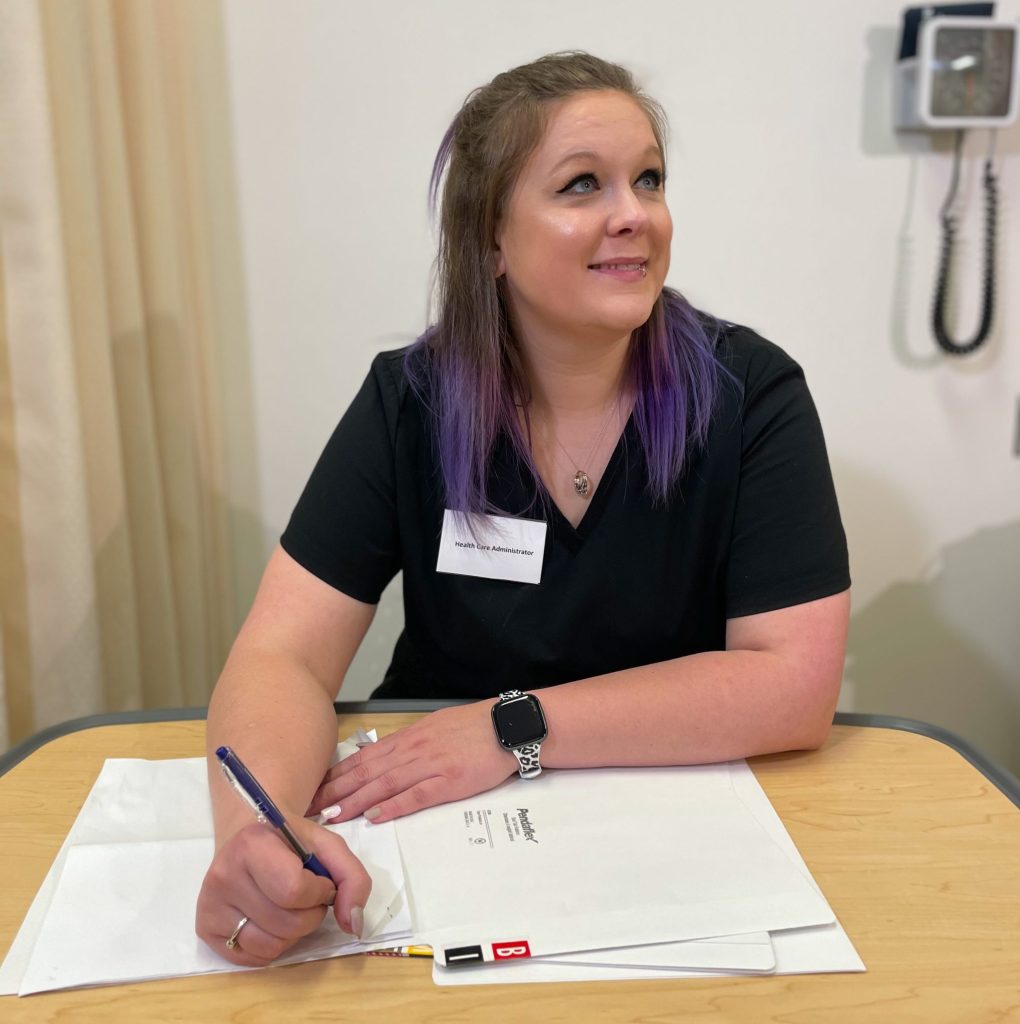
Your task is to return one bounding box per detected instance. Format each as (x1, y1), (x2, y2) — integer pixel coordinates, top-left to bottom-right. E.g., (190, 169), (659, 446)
(831, 711), (1020, 808)
(0, 702), (460, 778)
(2, 705), (1018, 807)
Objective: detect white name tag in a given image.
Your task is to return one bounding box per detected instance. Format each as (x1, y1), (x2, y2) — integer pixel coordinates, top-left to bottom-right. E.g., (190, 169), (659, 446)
(436, 510), (546, 585)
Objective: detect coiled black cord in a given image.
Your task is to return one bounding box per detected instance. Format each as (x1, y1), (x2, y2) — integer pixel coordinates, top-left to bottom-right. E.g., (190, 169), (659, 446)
(932, 129), (999, 356)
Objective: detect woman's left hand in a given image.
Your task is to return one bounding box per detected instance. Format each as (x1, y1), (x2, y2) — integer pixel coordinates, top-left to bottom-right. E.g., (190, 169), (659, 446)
(306, 701), (519, 824)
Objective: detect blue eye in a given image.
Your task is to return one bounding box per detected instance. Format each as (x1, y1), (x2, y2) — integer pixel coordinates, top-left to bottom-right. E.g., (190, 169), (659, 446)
(558, 169), (664, 195)
(559, 173), (598, 195)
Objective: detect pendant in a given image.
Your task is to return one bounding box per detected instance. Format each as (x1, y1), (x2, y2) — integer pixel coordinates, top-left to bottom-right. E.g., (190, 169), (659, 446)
(573, 470), (591, 498)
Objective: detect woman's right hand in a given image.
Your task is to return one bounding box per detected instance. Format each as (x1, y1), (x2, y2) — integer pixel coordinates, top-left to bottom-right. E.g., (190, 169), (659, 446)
(196, 820), (372, 966)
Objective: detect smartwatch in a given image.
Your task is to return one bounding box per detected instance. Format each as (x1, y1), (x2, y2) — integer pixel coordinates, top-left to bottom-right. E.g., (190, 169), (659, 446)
(491, 690), (548, 779)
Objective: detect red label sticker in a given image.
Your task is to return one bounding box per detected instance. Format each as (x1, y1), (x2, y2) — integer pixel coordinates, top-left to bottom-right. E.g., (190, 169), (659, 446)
(492, 940), (531, 960)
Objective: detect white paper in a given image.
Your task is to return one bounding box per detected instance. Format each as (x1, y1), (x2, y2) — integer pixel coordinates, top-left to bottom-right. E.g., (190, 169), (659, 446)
(3, 749), (412, 996)
(544, 931), (775, 972)
(432, 762), (864, 986)
(3, 745), (863, 996)
(19, 823), (409, 995)
(397, 761), (835, 967)
(1, 755), (218, 996)
(436, 510), (546, 584)
(0, 849), (66, 994)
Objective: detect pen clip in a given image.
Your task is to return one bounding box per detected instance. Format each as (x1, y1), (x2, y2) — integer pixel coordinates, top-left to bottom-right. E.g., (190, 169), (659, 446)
(220, 760), (267, 824)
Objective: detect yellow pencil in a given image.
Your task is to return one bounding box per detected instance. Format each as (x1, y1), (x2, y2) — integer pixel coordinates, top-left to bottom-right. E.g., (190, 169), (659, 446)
(365, 945), (433, 958)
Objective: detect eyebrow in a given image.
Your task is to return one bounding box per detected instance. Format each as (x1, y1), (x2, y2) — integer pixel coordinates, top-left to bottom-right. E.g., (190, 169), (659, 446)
(549, 144), (662, 175)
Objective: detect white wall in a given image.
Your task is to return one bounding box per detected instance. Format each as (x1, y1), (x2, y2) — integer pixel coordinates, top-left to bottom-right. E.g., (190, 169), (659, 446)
(221, 0), (1020, 772)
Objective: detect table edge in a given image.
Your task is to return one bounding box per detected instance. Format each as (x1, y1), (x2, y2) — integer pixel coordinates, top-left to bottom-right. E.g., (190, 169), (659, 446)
(2, 705), (1018, 807)
(0, 702), (462, 778)
(832, 711), (1020, 808)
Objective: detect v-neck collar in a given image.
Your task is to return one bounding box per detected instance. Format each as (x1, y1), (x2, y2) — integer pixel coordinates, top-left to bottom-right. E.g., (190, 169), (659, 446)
(543, 415), (634, 551)
(488, 415), (636, 553)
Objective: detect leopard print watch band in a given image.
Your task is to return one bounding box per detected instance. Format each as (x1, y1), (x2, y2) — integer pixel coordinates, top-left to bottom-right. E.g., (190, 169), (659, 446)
(512, 742), (543, 779)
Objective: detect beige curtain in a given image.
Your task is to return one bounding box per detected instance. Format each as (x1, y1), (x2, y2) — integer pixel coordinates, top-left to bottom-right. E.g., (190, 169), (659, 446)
(0, 0), (260, 751)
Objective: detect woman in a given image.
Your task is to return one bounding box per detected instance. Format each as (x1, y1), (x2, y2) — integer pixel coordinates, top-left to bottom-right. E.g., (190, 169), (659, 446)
(197, 52), (850, 965)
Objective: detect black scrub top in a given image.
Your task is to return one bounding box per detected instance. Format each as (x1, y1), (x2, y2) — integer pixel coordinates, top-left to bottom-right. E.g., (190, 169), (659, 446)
(280, 324), (850, 699)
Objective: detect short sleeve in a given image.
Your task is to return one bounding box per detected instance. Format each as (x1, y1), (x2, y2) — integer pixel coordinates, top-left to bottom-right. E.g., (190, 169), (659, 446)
(280, 357), (402, 604)
(724, 337), (850, 618)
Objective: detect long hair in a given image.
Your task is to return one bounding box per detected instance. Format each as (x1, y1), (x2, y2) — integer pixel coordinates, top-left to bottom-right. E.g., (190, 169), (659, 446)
(405, 52), (721, 514)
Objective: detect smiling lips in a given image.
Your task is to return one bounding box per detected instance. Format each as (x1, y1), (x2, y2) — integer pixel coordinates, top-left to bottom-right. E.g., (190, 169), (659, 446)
(588, 259), (648, 279)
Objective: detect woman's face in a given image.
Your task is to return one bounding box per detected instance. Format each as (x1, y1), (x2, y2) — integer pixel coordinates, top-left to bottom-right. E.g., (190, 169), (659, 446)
(495, 90), (672, 351)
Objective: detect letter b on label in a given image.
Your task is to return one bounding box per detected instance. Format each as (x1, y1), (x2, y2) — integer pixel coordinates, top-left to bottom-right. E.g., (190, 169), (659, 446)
(492, 941), (531, 960)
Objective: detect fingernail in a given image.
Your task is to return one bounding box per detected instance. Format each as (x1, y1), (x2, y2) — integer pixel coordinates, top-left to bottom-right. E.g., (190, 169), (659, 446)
(351, 905), (364, 938)
(315, 804), (341, 824)
(364, 806), (381, 822)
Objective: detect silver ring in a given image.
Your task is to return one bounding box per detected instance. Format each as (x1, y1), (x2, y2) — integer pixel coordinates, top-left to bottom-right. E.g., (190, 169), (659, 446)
(225, 915), (249, 950)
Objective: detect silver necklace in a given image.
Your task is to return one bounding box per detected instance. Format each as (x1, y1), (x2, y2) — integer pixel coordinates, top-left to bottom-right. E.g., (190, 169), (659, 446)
(546, 397), (620, 499)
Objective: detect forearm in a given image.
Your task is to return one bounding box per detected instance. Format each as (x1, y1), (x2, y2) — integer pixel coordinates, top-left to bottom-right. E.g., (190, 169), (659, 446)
(535, 590), (849, 769)
(206, 645), (340, 846)
(306, 594), (849, 825)
(538, 648), (838, 769)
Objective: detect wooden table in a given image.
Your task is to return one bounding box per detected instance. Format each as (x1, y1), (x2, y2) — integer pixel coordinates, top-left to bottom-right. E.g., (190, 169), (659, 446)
(2, 708), (1019, 1022)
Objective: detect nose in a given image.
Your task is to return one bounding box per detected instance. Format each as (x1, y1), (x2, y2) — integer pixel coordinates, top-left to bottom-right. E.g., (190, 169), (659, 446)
(605, 185), (649, 236)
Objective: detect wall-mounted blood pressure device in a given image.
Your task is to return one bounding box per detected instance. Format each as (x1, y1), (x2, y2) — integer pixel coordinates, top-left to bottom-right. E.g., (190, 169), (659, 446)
(895, 5), (1019, 354)
(896, 6), (1019, 129)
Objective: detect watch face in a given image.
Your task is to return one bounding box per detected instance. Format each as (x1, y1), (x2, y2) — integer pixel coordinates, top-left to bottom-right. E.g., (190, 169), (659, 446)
(492, 695), (548, 748)
(930, 26), (1015, 118)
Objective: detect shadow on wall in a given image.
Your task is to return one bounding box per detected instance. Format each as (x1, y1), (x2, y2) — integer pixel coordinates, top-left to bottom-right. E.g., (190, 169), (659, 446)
(845, 518), (1020, 777)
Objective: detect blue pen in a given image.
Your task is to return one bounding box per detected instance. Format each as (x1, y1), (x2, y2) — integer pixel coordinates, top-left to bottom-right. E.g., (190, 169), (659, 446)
(215, 745), (332, 880)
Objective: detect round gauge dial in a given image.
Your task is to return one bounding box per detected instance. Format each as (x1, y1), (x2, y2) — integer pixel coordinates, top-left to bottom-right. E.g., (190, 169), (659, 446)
(930, 25), (1016, 118)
